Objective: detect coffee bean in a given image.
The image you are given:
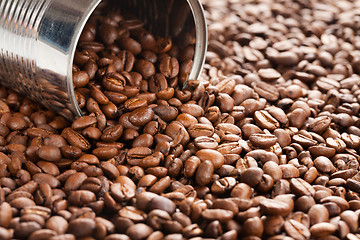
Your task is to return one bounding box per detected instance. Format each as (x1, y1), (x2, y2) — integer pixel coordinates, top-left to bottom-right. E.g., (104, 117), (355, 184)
(110, 176), (136, 202)
(240, 167), (263, 187)
(126, 223), (153, 240)
(62, 128), (91, 151)
(279, 164), (300, 179)
(249, 133), (277, 148)
(252, 81), (279, 102)
(0, 202), (12, 228)
(258, 68), (281, 82)
(188, 124), (214, 138)
(33, 173), (60, 188)
(314, 156), (335, 173)
(68, 218), (95, 238)
(49, 234), (76, 240)
(153, 105), (178, 122)
(259, 198), (293, 216)
(308, 204), (330, 225)
(195, 160), (214, 186)
(310, 222), (337, 237)
(129, 107), (154, 126)
(179, 104), (204, 118)
(195, 149), (224, 169)
(194, 136), (218, 150)
(202, 209), (234, 223)
(64, 172), (87, 192)
(36, 146), (62, 162)
(148, 196), (176, 215)
(242, 216), (264, 237)
(93, 146), (118, 160)
(28, 229), (57, 240)
(46, 216), (68, 234)
(320, 196), (349, 212)
(14, 221), (42, 238)
(290, 178), (315, 197)
(254, 110), (280, 131)
(286, 220), (311, 240)
(102, 73), (126, 92)
(68, 190), (96, 206)
(104, 234), (130, 240)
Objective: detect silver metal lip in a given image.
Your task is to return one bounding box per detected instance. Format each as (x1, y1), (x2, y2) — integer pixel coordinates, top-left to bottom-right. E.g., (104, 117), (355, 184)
(187, 0), (208, 83)
(67, 0), (102, 118)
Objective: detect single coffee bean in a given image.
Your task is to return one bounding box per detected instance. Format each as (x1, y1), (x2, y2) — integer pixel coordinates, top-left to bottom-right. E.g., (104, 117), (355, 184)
(129, 107), (154, 126)
(290, 178), (315, 197)
(195, 160), (214, 186)
(202, 209), (234, 223)
(258, 68), (281, 82)
(254, 110), (280, 131)
(310, 222), (337, 237)
(102, 73), (126, 92)
(68, 218), (95, 238)
(62, 128), (91, 151)
(46, 216), (68, 235)
(126, 223), (153, 240)
(68, 190), (96, 206)
(249, 133), (277, 148)
(194, 136), (218, 150)
(195, 149), (225, 169)
(308, 204), (330, 225)
(36, 146), (62, 162)
(259, 198), (293, 216)
(284, 219), (310, 240)
(240, 167), (264, 187)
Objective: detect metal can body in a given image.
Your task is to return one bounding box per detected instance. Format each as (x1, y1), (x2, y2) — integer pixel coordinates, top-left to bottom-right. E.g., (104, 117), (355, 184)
(0, 0), (207, 120)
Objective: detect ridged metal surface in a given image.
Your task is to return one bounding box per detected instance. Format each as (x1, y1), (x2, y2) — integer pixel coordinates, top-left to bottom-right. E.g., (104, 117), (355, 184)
(0, 0), (101, 119)
(0, 0), (48, 101)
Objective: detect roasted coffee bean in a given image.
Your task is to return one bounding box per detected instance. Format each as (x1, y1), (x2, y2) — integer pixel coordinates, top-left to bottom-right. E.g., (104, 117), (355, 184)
(308, 204), (330, 225)
(153, 105), (178, 122)
(68, 218), (95, 238)
(202, 209), (234, 223)
(126, 223), (153, 240)
(259, 198), (293, 216)
(102, 72), (126, 92)
(129, 107), (154, 126)
(195, 149), (224, 169)
(36, 146), (62, 162)
(0, 202), (12, 228)
(249, 133), (277, 148)
(310, 222), (337, 237)
(111, 176), (136, 202)
(290, 178), (315, 197)
(284, 219), (311, 240)
(68, 190), (96, 206)
(195, 160), (214, 186)
(46, 216), (68, 234)
(254, 110), (280, 131)
(188, 124), (214, 138)
(240, 167), (263, 187)
(194, 136), (218, 149)
(62, 128), (91, 151)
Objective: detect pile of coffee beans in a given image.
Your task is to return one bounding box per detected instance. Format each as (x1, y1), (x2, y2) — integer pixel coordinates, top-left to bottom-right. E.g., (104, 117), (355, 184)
(0, 0), (359, 239)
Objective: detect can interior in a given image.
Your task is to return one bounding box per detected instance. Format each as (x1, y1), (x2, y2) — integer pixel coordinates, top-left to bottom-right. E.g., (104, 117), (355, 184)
(69, 0), (207, 118)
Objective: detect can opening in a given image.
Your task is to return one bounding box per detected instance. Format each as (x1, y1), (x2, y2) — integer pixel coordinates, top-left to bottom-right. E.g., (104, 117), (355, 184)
(68, 0), (207, 119)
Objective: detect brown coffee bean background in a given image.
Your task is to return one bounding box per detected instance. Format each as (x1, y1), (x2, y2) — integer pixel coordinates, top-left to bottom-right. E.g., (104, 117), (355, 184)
(1, 0), (360, 239)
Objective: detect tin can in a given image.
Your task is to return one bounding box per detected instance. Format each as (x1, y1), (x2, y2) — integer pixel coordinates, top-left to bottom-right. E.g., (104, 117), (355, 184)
(0, 0), (207, 120)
